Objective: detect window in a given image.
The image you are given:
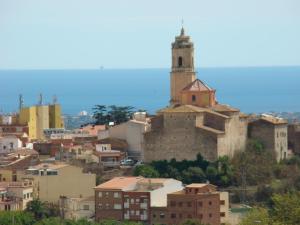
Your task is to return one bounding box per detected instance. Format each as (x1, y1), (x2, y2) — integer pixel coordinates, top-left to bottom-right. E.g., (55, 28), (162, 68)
(170, 201), (176, 207)
(220, 212), (225, 217)
(23, 194), (26, 199)
(178, 202), (183, 207)
(106, 203), (109, 209)
(192, 95), (196, 102)
(160, 213), (165, 219)
(83, 205), (89, 210)
(220, 200), (225, 205)
(114, 204), (122, 209)
(153, 214), (156, 218)
(4, 204), (11, 211)
(198, 201), (203, 207)
(187, 202), (192, 207)
(131, 198), (134, 204)
(136, 210), (140, 216)
(105, 192), (109, 197)
(171, 213), (176, 219)
(27, 193), (30, 198)
(46, 170), (58, 176)
(114, 192), (120, 198)
(178, 57), (183, 67)
(209, 201), (212, 205)
(199, 214), (203, 219)
(136, 198), (140, 203)
(98, 203), (102, 208)
(98, 192), (102, 197)
(209, 213), (212, 218)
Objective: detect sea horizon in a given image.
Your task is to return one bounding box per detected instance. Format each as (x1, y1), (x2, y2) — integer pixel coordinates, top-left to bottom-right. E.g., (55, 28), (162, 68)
(1, 66), (300, 115)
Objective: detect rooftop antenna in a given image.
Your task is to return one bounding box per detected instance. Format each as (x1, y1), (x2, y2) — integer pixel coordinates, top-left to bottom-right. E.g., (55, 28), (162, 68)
(180, 19), (185, 36)
(38, 93), (43, 105)
(19, 94), (24, 110)
(53, 95), (58, 104)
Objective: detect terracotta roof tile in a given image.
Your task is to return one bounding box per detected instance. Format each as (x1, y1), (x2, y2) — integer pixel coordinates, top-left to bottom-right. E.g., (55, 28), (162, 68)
(94, 177), (144, 190)
(210, 104), (240, 112)
(182, 79), (213, 92)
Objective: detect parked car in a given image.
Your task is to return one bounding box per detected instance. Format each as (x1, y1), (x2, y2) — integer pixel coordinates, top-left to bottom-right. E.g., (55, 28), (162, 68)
(120, 158), (135, 166)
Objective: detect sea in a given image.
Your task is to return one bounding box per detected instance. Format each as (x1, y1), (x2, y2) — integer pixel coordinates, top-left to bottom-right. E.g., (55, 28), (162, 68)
(0, 67), (300, 115)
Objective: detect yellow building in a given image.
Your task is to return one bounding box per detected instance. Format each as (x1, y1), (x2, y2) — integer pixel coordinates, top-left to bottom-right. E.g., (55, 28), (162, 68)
(19, 106), (38, 140)
(18, 103), (64, 140)
(25, 163), (96, 203)
(49, 104), (64, 128)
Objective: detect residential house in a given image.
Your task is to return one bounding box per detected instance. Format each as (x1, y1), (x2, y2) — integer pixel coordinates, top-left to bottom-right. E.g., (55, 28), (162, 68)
(25, 162), (96, 203)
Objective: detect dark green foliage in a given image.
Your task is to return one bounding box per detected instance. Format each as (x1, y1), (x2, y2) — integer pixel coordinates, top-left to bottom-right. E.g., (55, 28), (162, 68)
(92, 105), (135, 125)
(180, 219), (206, 225)
(26, 199), (49, 220)
(133, 154), (233, 187)
(182, 167), (206, 183)
(133, 165), (159, 178)
(0, 211), (35, 225)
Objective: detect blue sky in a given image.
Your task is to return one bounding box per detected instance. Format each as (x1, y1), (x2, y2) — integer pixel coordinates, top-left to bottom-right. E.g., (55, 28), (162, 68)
(1, 0), (300, 69)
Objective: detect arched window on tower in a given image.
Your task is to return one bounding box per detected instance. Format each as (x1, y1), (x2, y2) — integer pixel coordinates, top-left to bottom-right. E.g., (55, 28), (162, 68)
(178, 57), (183, 67)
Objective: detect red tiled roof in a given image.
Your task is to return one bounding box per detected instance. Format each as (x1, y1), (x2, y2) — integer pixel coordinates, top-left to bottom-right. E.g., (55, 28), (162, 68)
(182, 79), (213, 92)
(94, 177), (144, 190)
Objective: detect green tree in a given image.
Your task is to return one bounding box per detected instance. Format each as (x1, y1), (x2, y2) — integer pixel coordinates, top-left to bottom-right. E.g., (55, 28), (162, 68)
(26, 199), (48, 220)
(92, 105), (108, 125)
(108, 105), (134, 124)
(133, 165), (159, 178)
(231, 140), (276, 186)
(0, 211), (35, 225)
(239, 207), (272, 225)
(182, 167), (206, 184)
(270, 192), (300, 225)
(205, 166), (218, 183)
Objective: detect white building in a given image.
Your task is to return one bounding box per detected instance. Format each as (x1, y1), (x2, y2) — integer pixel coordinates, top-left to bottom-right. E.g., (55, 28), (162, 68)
(60, 196), (95, 220)
(98, 112), (150, 160)
(0, 179), (34, 210)
(0, 135), (23, 153)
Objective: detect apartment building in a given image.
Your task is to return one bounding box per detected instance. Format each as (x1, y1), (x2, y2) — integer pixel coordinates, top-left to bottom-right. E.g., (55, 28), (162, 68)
(25, 162), (96, 203)
(94, 177), (183, 223)
(59, 196), (95, 220)
(163, 184), (229, 225)
(0, 179), (34, 211)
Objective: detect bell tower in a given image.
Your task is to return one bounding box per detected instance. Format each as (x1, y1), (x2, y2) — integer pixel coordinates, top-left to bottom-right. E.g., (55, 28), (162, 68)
(170, 27), (196, 105)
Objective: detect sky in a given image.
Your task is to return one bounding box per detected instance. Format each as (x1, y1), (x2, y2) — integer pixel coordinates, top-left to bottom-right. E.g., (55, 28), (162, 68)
(0, 0), (300, 69)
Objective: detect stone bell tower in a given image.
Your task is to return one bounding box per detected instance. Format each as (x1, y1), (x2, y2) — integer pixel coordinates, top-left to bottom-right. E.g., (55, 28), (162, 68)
(170, 27), (196, 105)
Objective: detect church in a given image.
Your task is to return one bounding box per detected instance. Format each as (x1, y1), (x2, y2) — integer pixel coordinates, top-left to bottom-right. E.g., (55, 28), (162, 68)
(143, 28), (248, 162)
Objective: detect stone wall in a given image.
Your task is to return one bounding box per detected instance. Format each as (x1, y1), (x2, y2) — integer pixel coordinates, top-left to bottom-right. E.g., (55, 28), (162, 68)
(204, 112), (226, 131)
(144, 111), (248, 163)
(144, 112), (218, 162)
(288, 124), (300, 155)
(248, 120), (288, 161)
(220, 113), (248, 157)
